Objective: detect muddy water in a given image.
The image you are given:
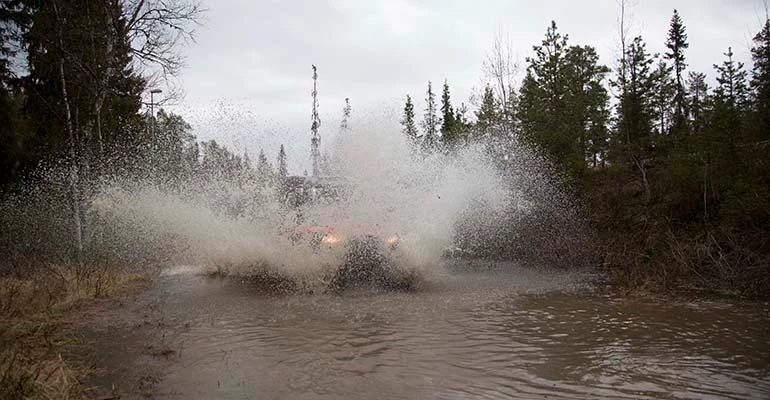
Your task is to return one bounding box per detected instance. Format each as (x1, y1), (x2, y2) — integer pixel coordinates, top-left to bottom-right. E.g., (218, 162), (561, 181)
(78, 262), (770, 399)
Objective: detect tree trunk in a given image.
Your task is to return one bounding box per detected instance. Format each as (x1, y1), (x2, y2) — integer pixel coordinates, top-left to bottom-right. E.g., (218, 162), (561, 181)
(54, 0), (84, 263)
(95, 102), (104, 161)
(632, 154), (651, 221)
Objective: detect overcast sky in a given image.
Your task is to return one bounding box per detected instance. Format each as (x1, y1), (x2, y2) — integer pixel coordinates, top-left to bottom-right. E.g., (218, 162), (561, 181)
(164, 0), (767, 173)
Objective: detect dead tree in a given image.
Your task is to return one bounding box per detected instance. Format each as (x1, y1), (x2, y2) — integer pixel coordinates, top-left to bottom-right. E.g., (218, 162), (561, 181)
(120, 0), (204, 104)
(482, 31), (518, 136)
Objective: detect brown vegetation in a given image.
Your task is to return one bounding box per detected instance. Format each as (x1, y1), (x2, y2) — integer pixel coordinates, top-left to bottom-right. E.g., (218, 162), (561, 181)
(589, 168), (770, 299)
(0, 263), (148, 400)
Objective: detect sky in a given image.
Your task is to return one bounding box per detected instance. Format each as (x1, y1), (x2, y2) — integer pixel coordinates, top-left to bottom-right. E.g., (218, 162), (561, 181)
(163, 0), (768, 174)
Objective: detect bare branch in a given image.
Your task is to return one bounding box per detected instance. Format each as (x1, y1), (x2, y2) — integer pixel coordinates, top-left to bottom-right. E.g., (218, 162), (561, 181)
(481, 30), (519, 135)
(482, 30), (519, 109)
(119, 0), (205, 79)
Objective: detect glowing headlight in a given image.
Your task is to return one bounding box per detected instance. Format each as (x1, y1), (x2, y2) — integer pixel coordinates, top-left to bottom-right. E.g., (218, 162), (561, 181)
(386, 235), (400, 248)
(321, 234), (343, 247)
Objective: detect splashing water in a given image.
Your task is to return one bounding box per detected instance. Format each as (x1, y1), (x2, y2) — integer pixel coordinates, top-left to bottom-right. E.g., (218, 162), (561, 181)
(86, 123), (579, 291)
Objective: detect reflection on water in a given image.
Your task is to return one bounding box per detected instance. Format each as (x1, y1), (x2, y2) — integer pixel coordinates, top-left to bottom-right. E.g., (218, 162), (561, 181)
(92, 264), (770, 400)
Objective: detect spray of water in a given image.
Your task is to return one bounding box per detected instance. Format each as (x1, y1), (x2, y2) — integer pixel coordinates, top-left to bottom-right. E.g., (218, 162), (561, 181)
(1, 119), (585, 290)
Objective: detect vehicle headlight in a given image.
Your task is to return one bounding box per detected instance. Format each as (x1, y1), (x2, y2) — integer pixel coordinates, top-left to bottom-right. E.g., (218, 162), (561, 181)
(321, 234), (343, 247)
(386, 235), (400, 248)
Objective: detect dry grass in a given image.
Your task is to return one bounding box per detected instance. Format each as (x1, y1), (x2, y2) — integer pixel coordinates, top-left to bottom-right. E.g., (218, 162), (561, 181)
(0, 263), (148, 400)
(601, 224), (770, 299)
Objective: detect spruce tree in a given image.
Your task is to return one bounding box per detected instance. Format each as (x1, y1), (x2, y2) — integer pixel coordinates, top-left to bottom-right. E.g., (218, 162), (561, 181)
(257, 148), (274, 187)
(277, 144), (288, 178)
(400, 95), (418, 143)
(152, 109), (195, 183)
(518, 22), (570, 165)
(751, 18), (770, 140)
(712, 47), (749, 144)
(664, 9), (690, 142)
(22, 0), (145, 176)
(651, 60), (675, 138)
(440, 79), (457, 145)
(565, 44), (611, 169)
(612, 36), (657, 159)
(454, 103), (471, 139)
(611, 36), (657, 203)
(475, 84), (499, 134)
(518, 21), (610, 180)
(422, 81), (438, 151)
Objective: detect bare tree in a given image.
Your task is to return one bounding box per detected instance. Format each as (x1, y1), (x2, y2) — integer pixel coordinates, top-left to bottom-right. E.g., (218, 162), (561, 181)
(63, 0), (202, 169)
(120, 0), (204, 104)
(122, 0), (204, 76)
(482, 31), (519, 135)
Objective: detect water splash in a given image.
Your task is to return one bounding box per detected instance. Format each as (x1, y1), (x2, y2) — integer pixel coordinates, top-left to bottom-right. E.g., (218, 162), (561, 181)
(81, 123), (583, 290)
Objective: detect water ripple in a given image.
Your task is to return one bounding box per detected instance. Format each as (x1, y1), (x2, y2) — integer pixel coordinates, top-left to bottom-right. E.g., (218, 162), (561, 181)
(147, 274), (770, 399)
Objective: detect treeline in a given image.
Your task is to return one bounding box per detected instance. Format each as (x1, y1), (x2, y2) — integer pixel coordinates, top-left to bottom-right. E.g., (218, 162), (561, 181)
(0, 0), (292, 266)
(400, 11), (770, 297)
(144, 109), (289, 195)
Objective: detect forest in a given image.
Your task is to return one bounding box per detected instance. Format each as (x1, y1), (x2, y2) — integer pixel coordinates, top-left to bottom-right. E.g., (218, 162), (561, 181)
(401, 11), (770, 298)
(1, 1), (769, 398)
(1, 1), (769, 299)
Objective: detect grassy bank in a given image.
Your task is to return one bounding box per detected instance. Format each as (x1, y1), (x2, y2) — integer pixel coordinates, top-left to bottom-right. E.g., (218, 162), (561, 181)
(0, 263), (148, 400)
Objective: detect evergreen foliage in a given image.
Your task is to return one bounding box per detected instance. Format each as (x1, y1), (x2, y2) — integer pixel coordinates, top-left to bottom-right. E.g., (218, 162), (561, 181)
(518, 21), (610, 183)
(421, 81), (438, 151)
(440, 79), (459, 146)
(400, 94), (418, 143)
(664, 9), (690, 142)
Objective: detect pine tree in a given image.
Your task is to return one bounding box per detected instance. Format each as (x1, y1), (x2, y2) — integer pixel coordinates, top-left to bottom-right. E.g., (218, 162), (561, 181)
(257, 148), (274, 187)
(475, 84), (499, 134)
(518, 21), (610, 180)
(712, 47), (749, 144)
(564, 44), (611, 169)
(612, 36), (657, 156)
(400, 95), (418, 143)
(152, 109), (195, 183)
(714, 48), (749, 113)
(664, 9), (690, 142)
(454, 103), (471, 139)
(440, 79), (457, 145)
(651, 60), (675, 138)
(21, 0), (146, 176)
(277, 144), (288, 178)
(518, 22), (570, 165)
(751, 18), (770, 140)
(611, 35), (657, 203)
(583, 73), (611, 168)
(422, 81), (438, 151)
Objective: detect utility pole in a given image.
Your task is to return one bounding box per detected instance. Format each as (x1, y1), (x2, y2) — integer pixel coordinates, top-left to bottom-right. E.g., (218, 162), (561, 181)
(310, 65), (321, 177)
